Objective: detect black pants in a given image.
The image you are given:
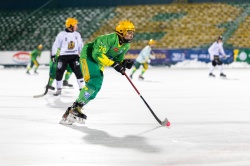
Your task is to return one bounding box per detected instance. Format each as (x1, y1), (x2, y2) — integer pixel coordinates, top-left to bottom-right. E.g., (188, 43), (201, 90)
(212, 55), (222, 66)
(56, 55), (82, 80)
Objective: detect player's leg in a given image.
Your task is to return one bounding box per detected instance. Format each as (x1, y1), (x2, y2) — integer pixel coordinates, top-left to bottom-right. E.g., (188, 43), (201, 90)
(209, 61), (216, 77)
(68, 55), (84, 90)
(130, 61), (141, 79)
(54, 56), (69, 96)
(139, 62), (148, 80)
(217, 58), (226, 77)
(63, 65), (73, 87)
(60, 58), (103, 124)
(34, 59), (40, 74)
(209, 56), (217, 77)
(47, 60), (57, 90)
(26, 61), (34, 74)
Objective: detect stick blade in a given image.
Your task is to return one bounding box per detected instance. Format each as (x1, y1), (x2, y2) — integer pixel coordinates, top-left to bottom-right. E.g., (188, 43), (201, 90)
(33, 94), (45, 98)
(161, 118), (170, 126)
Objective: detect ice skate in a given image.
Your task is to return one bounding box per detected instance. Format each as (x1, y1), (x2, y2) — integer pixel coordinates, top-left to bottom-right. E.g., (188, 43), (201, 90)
(26, 71), (30, 75)
(66, 102), (87, 124)
(54, 89), (62, 96)
(46, 85), (55, 90)
(34, 71), (39, 74)
(59, 108), (74, 125)
(129, 74), (133, 79)
(63, 80), (73, 87)
(209, 73), (215, 77)
(220, 73), (226, 78)
(139, 75), (144, 80)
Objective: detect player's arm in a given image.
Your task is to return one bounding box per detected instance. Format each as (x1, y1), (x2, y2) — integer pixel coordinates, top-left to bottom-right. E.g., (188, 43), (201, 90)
(77, 33), (83, 55)
(219, 44), (227, 58)
(150, 50), (156, 60)
(52, 33), (63, 57)
(51, 33), (63, 62)
(30, 50), (36, 57)
(119, 47), (134, 69)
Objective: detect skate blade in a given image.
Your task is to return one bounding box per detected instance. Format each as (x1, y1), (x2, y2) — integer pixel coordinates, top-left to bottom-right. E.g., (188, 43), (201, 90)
(59, 118), (73, 125)
(67, 114), (85, 124)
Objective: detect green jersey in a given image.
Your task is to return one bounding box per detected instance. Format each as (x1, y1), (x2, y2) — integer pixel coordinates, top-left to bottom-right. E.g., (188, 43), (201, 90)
(81, 33), (130, 71)
(30, 49), (42, 61)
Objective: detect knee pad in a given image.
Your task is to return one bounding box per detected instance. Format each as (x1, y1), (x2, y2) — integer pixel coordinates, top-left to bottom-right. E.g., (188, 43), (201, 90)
(217, 60), (222, 65)
(212, 61), (216, 66)
(56, 62), (65, 80)
(73, 61), (83, 79)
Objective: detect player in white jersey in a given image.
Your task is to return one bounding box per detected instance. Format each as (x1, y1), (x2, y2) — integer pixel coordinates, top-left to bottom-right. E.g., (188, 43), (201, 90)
(51, 18), (84, 96)
(208, 36), (227, 77)
(130, 39), (156, 80)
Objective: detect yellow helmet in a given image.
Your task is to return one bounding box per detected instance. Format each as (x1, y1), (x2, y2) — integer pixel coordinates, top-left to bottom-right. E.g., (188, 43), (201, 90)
(148, 39), (156, 45)
(115, 20), (135, 38)
(65, 18), (78, 28)
(38, 44), (43, 49)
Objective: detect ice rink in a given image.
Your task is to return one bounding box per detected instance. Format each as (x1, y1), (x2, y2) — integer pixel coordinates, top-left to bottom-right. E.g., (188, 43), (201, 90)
(1, 65), (250, 166)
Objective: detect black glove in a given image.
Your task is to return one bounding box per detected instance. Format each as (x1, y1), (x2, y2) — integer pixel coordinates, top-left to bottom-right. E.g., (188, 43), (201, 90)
(112, 62), (125, 75)
(122, 59), (134, 69)
(51, 55), (56, 63)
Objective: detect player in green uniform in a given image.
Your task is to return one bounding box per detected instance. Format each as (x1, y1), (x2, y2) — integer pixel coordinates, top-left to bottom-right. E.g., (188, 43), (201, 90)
(60, 20), (135, 125)
(26, 44), (43, 74)
(47, 49), (74, 90)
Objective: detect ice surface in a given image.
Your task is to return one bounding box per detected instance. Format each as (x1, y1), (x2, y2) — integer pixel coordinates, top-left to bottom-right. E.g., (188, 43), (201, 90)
(0, 64), (250, 166)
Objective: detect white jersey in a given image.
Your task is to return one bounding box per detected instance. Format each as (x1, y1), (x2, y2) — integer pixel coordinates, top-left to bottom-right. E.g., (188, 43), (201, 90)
(136, 45), (155, 63)
(52, 30), (83, 56)
(208, 41), (226, 60)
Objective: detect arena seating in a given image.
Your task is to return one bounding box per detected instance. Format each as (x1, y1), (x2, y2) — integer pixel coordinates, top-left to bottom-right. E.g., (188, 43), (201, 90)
(0, 3), (249, 50)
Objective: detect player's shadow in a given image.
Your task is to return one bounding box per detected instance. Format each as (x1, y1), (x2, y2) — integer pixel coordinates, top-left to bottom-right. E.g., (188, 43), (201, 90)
(66, 125), (161, 153)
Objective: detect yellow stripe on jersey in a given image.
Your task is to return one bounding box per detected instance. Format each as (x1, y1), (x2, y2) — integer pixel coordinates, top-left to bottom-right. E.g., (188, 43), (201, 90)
(143, 62), (148, 70)
(97, 54), (114, 66)
(81, 59), (90, 82)
(33, 59), (39, 67)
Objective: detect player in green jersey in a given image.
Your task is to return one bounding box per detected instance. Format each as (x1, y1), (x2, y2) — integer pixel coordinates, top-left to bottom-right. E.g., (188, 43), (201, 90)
(47, 58), (73, 90)
(47, 49), (74, 90)
(60, 20), (135, 125)
(26, 44), (43, 74)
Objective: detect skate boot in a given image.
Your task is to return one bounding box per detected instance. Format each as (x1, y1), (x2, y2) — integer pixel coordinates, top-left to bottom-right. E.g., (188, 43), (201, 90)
(59, 107), (74, 125)
(220, 73), (226, 77)
(66, 102), (87, 124)
(139, 75), (144, 80)
(46, 85), (55, 90)
(54, 88), (62, 96)
(26, 71), (30, 75)
(209, 73), (215, 77)
(34, 71), (39, 74)
(129, 74), (133, 79)
(63, 80), (73, 87)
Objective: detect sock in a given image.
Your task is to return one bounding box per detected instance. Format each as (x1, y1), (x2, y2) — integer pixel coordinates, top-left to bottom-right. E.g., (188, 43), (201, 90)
(218, 65), (223, 74)
(77, 78), (84, 89)
(49, 78), (54, 86)
(209, 65), (215, 74)
(56, 80), (63, 89)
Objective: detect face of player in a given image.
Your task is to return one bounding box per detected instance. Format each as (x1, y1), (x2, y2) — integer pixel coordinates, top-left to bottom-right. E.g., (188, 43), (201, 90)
(124, 30), (134, 41)
(218, 39), (223, 43)
(73, 24), (78, 31)
(150, 43), (155, 48)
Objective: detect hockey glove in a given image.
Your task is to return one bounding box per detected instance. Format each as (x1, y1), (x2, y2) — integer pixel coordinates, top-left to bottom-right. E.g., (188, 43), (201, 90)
(51, 55), (56, 63)
(122, 59), (134, 69)
(112, 62), (125, 75)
